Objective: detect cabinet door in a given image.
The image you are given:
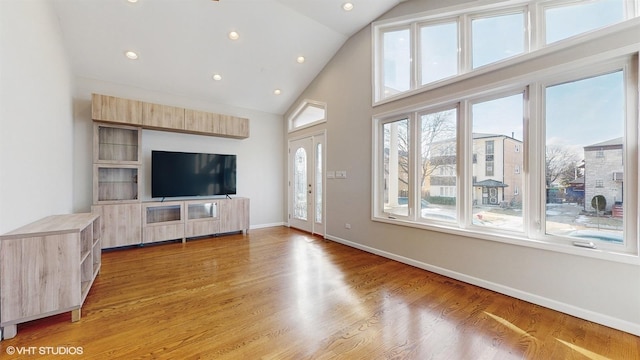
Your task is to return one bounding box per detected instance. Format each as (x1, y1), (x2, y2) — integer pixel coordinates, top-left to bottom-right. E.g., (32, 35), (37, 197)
(184, 109), (215, 133)
(225, 116), (250, 138)
(92, 94), (142, 125)
(93, 165), (140, 204)
(92, 204), (142, 248)
(219, 198), (250, 233)
(184, 109), (249, 139)
(185, 201), (220, 238)
(143, 103), (185, 130)
(93, 123), (141, 164)
(142, 202), (184, 244)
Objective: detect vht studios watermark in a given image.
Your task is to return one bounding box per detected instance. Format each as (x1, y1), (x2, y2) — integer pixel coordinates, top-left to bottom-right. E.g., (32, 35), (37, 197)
(5, 345), (84, 356)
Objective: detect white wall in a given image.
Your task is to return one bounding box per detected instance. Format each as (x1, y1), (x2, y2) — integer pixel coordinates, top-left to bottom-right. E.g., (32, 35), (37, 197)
(72, 77), (284, 228)
(286, 0), (640, 335)
(0, 0), (74, 234)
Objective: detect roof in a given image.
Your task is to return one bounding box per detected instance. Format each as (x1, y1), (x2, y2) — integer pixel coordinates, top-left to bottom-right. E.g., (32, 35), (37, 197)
(473, 179), (508, 187)
(568, 177), (584, 185)
(584, 137), (623, 150)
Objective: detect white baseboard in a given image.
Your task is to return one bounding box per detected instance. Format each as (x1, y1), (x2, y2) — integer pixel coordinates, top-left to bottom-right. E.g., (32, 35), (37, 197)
(250, 222), (286, 230)
(325, 233), (640, 337)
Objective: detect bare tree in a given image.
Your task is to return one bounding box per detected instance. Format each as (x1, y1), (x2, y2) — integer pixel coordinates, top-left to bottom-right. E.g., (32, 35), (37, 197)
(420, 111), (456, 189)
(383, 111), (456, 197)
(546, 145), (580, 187)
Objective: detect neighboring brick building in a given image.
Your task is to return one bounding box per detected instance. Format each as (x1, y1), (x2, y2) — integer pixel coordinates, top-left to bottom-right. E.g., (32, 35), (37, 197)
(428, 133), (524, 206)
(583, 137), (624, 213)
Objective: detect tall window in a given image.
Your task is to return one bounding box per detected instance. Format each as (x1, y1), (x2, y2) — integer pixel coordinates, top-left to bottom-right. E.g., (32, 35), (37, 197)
(383, 118), (410, 217)
(545, 70), (625, 244)
(315, 143), (323, 223)
(471, 93), (525, 231)
(484, 140), (495, 176)
(420, 108), (458, 223)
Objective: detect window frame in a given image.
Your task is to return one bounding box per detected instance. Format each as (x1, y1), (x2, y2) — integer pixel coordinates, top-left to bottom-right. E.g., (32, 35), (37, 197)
(539, 0), (630, 46)
(377, 25), (414, 101)
(288, 99), (327, 133)
(378, 115), (414, 220)
(372, 54), (639, 263)
(533, 58), (638, 254)
(417, 17), (460, 86)
(468, 6), (530, 69)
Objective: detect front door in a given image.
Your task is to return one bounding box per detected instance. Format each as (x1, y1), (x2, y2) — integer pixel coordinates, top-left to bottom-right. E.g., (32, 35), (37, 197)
(289, 135), (324, 235)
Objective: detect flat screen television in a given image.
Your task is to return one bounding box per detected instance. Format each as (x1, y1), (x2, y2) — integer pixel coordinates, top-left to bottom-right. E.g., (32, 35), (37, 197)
(151, 150), (237, 198)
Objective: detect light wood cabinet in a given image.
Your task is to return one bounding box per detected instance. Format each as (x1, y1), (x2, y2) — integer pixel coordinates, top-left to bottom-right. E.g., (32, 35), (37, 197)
(93, 123), (141, 204)
(184, 109), (249, 139)
(132, 198), (248, 248)
(92, 204), (142, 248)
(185, 200), (220, 238)
(219, 198), (250, 234)
(142, 202), (185, 244)
(92, 122), (143, 250)
(92, 93), (249, 139)
(92, 93), (142, 125)
(90, 98), (250, 250)
(143, 102), (185, 129)
(93, 164), (140, 203)
(0, 213), (100, 340)
(93, 123), (141, 164)
(184, 109), (215, 133)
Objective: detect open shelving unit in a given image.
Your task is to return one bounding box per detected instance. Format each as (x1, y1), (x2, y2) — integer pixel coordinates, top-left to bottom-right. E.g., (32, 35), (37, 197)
(0, 213), (101, 339)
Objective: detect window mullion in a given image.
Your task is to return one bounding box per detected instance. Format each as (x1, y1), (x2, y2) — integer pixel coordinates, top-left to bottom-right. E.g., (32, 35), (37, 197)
(528, 82), (544, 239)
(530, 1), (543, 52)
(410, 112), (420, 220)
(458, 100), (471, 228)
(411, 23), (419, 93)
(459, 15), (471, 75)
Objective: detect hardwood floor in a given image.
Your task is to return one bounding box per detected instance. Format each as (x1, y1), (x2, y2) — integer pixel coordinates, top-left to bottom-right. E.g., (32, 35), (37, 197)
(1, 226), (638, 359)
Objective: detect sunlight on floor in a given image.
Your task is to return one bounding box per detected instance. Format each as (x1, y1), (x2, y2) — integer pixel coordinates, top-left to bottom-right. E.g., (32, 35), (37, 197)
(483, 311), (535, 339)
(556, 338), (611, 360)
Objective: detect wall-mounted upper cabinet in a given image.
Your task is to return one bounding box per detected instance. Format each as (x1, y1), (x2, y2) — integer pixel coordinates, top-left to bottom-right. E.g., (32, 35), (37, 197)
(142, 102), (185, 130)
(91, 93), (249, 139)
(184, 110), (249, 139)
(92, 94), (142, 125)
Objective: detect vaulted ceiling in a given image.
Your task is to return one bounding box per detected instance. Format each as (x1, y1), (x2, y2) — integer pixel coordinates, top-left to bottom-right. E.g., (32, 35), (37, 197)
(52, 0), (403, 115)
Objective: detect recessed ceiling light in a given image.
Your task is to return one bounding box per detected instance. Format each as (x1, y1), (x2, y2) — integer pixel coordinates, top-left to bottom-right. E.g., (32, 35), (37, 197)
(296, 56), (305, 64)
(125, 51), (138, 60)
(342, 2), (354, 11)
(228, 31), (239, 40)
(127, 0), (138, 3)
(274, 89), (282, 95)
(212, 74), (222, 81)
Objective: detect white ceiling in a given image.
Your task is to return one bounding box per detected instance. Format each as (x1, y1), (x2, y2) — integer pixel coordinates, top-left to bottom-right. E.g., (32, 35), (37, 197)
(52, 0), (403, 115)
